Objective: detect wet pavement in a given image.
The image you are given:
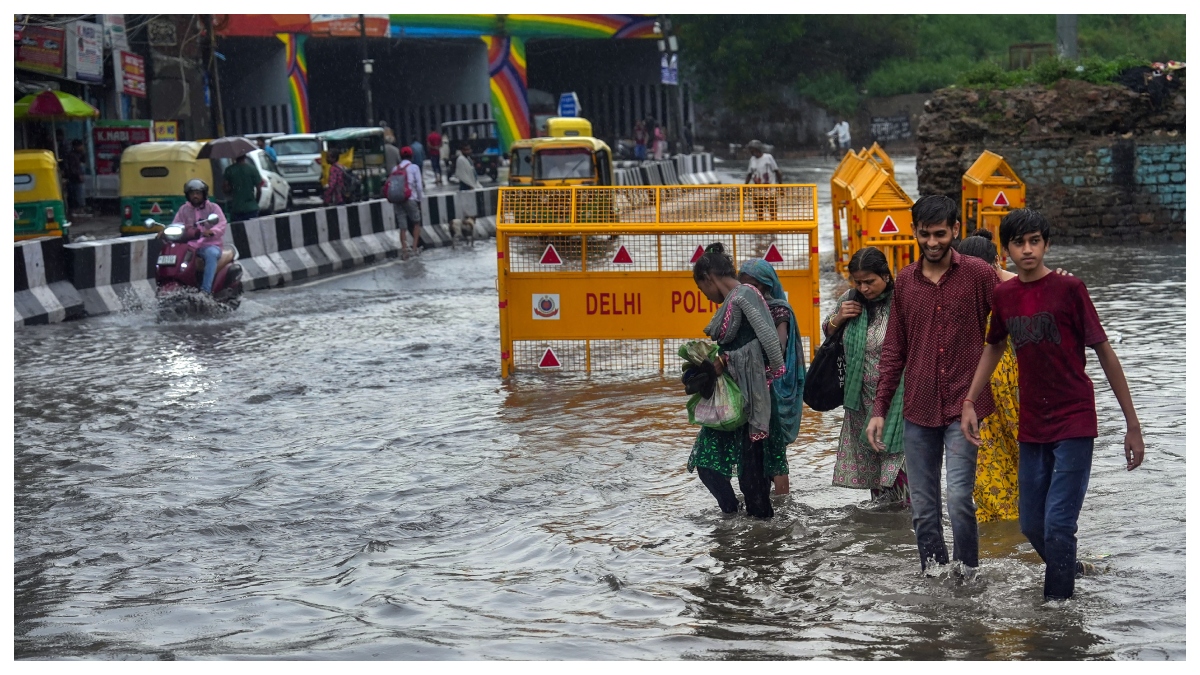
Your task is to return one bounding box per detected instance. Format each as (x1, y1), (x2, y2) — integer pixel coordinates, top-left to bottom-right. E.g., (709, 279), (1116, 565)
(13, 156), (1185, 659)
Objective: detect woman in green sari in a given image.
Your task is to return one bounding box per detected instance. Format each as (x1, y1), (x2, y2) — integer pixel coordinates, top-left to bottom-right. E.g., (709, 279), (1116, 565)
(687, 243), (786, 518)
(824, 247), (908, 504)
(738, 258), (805, 495)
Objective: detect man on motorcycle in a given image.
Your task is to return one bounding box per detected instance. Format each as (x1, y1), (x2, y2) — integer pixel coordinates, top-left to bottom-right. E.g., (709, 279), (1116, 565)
(170, 179), (228, 295)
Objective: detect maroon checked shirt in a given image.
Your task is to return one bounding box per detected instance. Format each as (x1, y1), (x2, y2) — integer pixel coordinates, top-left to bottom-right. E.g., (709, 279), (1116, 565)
(872, 248), (999, 426)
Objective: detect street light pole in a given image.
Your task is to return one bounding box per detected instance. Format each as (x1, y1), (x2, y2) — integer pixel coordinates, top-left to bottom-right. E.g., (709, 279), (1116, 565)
(360, 14), (375, 126)
(657, 16), (687, 154)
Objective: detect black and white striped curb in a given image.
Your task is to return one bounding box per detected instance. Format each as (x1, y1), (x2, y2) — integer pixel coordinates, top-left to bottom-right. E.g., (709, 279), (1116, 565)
(14, 237), (85, 326)
(64, 234), (160, 317)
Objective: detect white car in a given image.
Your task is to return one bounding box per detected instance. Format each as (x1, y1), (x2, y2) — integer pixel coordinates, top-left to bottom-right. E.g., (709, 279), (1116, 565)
(216, 149), (292, 215)
(268, 134), (324, 199)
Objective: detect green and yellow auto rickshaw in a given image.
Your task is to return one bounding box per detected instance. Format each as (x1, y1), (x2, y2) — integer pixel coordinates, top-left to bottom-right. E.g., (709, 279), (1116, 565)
(14, 149), (70, 241)
(118, 141), (213, 235)
(317, 127), (387, 199)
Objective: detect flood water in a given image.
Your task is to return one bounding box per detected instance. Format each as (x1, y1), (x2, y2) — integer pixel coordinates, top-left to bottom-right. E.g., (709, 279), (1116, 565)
(13, 157), (1185, 660)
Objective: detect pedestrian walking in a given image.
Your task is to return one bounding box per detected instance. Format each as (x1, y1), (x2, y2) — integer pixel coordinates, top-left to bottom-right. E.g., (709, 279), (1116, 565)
(652, 121), (667, 160)
(222, 152), (263, 222)
(865, 195), (999, 577)
(410, 139), (426, 176)
(825, 247), (908, 504)
(687, 243), (785, 518)
(65, 139), (87, 217)
(322, 152), (347, 206)
(426, 129), (444, 186)
(389, 146), (425, 259)
(956, 230), (1021, 522)
(744, 140), (782, 221)
(455, 143), (483, 191)
(384, 136), (401, 175)
(738, 258), (806, 495)
(633, 120), (648, 161)
(962, 209), (1144, 600)
(257, 137), (277, 163)
(827, 119), (851, 151)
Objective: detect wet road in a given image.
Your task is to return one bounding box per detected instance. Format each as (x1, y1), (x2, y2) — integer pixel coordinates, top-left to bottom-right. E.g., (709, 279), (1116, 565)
(13, 156), (1185, 659)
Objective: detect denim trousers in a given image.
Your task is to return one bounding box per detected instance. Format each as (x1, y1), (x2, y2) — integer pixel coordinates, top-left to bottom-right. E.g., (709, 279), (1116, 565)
(1018, 438), (1094, 600)
(904, 420), (979, 570)
(197, 245), (221, 293)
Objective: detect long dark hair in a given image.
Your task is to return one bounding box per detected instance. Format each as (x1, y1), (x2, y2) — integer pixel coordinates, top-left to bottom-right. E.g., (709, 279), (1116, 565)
(692, 242), (736, 282)
(957, 229), (999, 265)
(847, 246), (894, 293)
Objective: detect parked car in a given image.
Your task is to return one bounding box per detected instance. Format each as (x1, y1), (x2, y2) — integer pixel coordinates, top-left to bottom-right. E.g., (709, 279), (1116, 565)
(212, 149), (292, 215)
(268, 133), (324, 198)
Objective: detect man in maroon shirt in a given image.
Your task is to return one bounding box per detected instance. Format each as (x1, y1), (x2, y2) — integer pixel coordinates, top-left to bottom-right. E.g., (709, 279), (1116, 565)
(867, 195), (998, 576)
(426, 130), (443, 186)
(962, 209), (1144, 600)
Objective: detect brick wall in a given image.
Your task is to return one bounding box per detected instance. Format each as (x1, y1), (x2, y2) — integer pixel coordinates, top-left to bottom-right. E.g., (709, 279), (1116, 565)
(1003, 139), (1185, 241)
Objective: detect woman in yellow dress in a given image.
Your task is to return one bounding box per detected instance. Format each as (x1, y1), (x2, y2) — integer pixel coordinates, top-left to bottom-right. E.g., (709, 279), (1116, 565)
(958, 231), (1020, 522)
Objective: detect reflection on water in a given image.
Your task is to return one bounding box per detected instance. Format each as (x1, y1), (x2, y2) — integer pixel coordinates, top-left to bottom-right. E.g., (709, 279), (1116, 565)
(14, 158), (1185, 660)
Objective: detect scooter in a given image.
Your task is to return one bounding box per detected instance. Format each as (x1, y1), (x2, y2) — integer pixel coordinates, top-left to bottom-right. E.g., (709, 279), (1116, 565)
(148, 214), (244, 319)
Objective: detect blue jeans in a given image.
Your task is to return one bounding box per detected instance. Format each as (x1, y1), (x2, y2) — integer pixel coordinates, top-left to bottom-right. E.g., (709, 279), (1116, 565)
(1019, 438), (1093, 600)
(197, 245), (221, 293)
(904, 420), (979, 570)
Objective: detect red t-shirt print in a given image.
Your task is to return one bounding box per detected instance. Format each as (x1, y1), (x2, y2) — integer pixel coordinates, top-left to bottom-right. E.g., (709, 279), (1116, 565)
(986, 272), (1108, 443)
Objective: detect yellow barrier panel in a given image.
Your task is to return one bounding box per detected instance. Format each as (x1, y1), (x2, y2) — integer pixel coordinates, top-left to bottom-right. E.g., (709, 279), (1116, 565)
(962, 150), (1026, 263)
(497, 185), (821, 377)
(836, 160), (916, 278)
(863, 141), (894, 175)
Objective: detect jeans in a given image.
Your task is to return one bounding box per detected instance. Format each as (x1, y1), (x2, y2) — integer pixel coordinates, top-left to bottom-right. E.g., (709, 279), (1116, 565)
(197, 245), (221, 293)
(696, 429), (774, 519)
(904, 420), (979, 570)
(1019, 438), (1093, 600)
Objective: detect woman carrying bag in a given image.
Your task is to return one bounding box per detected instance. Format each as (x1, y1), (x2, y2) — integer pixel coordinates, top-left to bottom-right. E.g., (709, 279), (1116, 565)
(686, 243), (786, 519)
(824, 247), (908, 505)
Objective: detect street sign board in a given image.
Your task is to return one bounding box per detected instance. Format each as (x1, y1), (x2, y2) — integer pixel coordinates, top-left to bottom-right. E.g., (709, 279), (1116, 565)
(557, 92), (579, 117)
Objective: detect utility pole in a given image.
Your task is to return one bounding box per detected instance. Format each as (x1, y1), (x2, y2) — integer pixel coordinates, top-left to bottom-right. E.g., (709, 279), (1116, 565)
(1056, 15), (1078, 59)
(657, 16), (687, 154)
(360, 14), (375, 126)
(204, 14), (225, 137)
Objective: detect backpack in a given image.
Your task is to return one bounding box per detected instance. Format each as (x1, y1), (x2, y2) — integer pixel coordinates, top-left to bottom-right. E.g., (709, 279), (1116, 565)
(385, 161), (412, 203)
(340, 169), (362, 203)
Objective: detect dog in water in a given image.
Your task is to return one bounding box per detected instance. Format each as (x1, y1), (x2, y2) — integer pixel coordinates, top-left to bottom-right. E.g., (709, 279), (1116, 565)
(449, 216), (476, 248)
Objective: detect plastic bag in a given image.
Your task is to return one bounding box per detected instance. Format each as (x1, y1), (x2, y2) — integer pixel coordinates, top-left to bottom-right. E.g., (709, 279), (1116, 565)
(678, 339), (719, 369)
(687, 373), (746, 431)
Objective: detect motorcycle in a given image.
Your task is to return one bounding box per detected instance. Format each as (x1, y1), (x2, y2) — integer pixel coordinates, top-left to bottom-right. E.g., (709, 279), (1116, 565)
(148, 214), (244, 318)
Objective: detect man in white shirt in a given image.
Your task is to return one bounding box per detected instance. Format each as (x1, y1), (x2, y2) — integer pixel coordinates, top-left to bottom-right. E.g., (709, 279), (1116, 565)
(827, 120), (851, 150)
(745, 140), (783, 221)
(455, 143), (483, 191)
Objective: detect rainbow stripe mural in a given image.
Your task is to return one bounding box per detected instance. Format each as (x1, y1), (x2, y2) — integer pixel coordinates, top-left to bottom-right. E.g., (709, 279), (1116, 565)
(482, 36), (529, 152)
(389, 14), (656, 39)
(276, 33), (311, 134)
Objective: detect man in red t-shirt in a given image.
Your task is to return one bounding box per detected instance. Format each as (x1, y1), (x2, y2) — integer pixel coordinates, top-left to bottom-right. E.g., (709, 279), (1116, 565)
(426, 130), (443, 186)
(962, 209), (1144, 601)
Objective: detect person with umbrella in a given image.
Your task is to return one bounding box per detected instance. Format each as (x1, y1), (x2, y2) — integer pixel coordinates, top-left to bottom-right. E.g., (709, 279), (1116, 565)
(223, 152), (263, 222)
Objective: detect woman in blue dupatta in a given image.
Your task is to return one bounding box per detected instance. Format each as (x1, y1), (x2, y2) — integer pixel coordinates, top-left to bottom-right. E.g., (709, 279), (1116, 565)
(738, 258), (805, 495)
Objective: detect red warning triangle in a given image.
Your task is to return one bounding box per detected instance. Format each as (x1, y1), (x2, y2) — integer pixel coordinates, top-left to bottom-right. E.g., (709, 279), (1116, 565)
(149, 202), (163, 215)
(612, 245), (634, 265)
(539, 244), (563, 266)
(537, 347), (562, 369)
(879, 215), (900, 234)
(690, 244), (705, 264)
(763, 243), (785, 264)
(993, 191), (1010, 207)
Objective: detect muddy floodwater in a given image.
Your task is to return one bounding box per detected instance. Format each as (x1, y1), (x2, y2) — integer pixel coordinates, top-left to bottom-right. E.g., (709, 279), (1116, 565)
(13, 157), (1185, 659)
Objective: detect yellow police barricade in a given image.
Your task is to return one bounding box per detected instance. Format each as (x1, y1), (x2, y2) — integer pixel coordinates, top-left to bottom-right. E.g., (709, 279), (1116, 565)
(497, 185), (821, 377)
(830, 151), (869, 276)
(843, 160), (917, 275)
(863, 141), (894, 175)
(962, 150), (1026, 262)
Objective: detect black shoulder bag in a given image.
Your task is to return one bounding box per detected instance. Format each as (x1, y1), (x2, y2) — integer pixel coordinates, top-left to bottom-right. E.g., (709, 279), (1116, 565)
(804, 292), (860, 412)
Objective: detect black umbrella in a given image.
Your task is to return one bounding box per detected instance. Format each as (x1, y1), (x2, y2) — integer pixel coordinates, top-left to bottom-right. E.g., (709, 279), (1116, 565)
(198, 136), (257, 160)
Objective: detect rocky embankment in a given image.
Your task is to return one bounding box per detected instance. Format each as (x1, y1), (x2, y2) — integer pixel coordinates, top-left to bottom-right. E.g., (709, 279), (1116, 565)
(918, 78), (1185, 241)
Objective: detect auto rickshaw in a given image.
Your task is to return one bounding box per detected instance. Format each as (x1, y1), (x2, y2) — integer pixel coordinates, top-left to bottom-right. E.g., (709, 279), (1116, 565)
(545, 117), (593, 138)
(441, 120), (501, 183)
(507, 139), (537, 187)
(14, 149), (70, 241)
(118, 141), (212, 235)
(530, 137), (614, 187)
(317, 127), (386, 199)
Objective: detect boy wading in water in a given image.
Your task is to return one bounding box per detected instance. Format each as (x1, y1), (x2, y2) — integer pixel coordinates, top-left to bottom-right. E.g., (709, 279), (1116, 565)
(867, 195), (998, 577)
(961, 209), (1144, 601)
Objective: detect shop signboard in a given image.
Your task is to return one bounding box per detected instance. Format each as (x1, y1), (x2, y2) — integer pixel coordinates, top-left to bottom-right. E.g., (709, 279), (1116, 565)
(94, 120), (153, 175)
(67, 20), (104, 82)
(119, 51), (146, 98)
(16, 24), (65, 76)
(103, 14), (128, 52)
